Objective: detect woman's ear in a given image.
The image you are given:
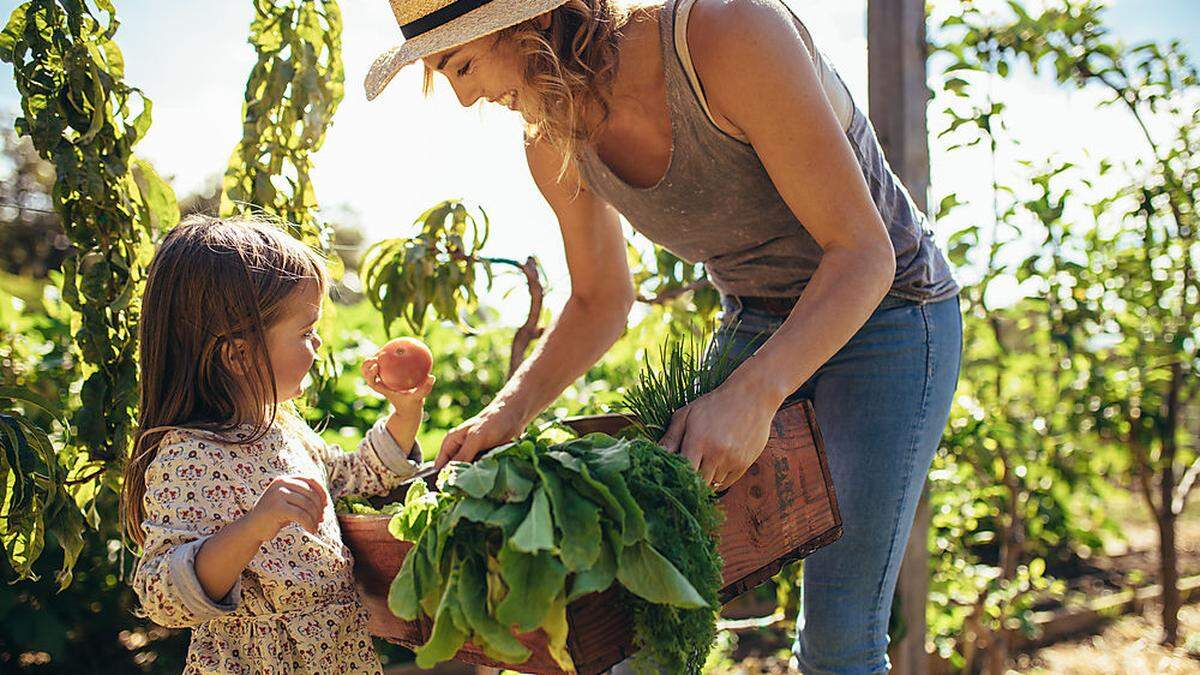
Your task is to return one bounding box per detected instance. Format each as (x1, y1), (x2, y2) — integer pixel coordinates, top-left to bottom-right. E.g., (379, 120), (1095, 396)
(535, 11), (552, 30)
(220, 338), (251, 376)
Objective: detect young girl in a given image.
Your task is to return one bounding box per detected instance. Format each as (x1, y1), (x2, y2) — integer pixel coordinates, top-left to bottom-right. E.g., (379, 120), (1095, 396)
(123, 216), (434, 674)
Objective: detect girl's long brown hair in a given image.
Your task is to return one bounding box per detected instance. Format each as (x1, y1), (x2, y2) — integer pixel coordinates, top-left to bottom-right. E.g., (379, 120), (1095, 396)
(122, 216), (328, 545)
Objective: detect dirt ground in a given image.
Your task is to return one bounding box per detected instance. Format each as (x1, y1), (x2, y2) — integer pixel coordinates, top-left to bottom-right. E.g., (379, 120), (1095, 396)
(1013, 603), (1200, 674)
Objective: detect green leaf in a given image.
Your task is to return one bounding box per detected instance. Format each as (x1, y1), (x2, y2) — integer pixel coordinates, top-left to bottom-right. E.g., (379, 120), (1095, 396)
(617, 540), (709, 609)
(130, 156), (179, 232)
(456, 554), (531, 664)
(388, 547), (422, 620)
(568, 533), (617, 602)
(483, 501), (529, 537)
(509, 486), (554, 554)
(489, 459), (534, 502)
(538, 461), (602, 572)
(495, 546), (567, 631)
(414, 561), (469, 668)
(452, 497), (498, 525)
(543, 591), (575, 673)
(447, 458), (499, 498)
(0, 4), (28, 61)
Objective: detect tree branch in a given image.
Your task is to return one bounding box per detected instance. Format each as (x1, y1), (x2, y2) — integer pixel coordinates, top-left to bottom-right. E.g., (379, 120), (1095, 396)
(1130, 433), (1162, 518)
(1173, 455), (1200, 516)
(506, 256), (544, 379)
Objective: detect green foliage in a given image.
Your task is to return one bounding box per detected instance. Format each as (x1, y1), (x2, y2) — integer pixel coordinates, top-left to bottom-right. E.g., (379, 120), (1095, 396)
(618, 326), (747, 440)
(361, 200), (493, 334)
(0, 0), (177, 587)
(627, 242), (721, 322)
(0, 0), (178, 463)
(385, 434), (721, 673)
(929, 0), (1199, 661)
(222, 0), (344, 267)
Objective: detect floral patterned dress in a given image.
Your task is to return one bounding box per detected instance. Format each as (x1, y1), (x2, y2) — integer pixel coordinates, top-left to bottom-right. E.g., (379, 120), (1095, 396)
(133, 412), (421, 674)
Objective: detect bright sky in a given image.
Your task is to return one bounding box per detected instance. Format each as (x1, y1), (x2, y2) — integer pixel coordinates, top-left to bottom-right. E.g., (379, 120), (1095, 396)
(0, 0), (1196, 321)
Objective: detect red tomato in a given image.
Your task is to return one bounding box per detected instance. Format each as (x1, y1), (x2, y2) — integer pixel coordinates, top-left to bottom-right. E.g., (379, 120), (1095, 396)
(374, 337), (433, 391)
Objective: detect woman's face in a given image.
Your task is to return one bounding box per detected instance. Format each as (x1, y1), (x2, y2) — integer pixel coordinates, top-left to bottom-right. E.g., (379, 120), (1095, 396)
(423, 28), (535, 111)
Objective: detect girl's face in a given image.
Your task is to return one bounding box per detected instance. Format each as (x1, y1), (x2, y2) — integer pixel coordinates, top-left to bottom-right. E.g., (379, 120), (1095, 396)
(423, 31), (529, 112)
(264, 281), (324, 402)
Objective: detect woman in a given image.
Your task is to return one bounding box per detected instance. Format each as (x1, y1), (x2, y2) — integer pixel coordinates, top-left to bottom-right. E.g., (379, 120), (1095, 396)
(366, 0), (961, 671)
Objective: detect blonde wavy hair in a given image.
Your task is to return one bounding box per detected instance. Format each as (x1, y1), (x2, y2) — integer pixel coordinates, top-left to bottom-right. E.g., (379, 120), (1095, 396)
(423, 0), (640, 178)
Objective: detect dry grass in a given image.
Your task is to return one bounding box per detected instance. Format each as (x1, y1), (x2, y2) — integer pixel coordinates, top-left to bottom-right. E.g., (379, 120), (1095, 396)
(1015, 603), (1200, 674)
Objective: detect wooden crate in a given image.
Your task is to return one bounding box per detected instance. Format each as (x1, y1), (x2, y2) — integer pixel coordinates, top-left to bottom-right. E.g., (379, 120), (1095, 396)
(339, 398), (841, 674)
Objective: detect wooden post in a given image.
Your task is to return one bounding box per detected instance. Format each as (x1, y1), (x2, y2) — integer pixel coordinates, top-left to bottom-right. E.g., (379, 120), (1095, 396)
(867, 1), (931, 674)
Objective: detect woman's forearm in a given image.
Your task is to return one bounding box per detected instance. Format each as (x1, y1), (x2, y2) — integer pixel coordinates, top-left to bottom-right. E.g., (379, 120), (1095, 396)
(725, 244), (895, 406)
(492, 294), (632, 426)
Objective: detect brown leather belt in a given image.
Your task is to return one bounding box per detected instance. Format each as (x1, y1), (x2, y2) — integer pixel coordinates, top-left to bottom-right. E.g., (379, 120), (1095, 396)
(739, 295), (801, 316)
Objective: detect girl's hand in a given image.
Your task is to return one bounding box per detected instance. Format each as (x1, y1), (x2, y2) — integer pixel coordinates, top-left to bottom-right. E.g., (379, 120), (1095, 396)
(435, 400), (526, 469)
(659, 379), (777, 490)
(362, 357), (436, 408)
(244, 475), (329, 541)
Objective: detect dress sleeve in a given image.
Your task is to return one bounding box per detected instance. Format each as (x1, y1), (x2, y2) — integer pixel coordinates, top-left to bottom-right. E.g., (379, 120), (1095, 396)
(307, 416), (423, 500)
(132, 431), (251, 628)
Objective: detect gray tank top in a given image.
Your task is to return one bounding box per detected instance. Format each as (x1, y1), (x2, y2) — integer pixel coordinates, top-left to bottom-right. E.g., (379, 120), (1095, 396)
(576, 0), (959, 303)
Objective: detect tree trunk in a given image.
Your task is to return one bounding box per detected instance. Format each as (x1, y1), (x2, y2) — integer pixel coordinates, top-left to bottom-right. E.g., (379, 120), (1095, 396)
(868, 0), (932, 671)
(1158, 361), (1184, 645)
(1158, 486), (1180, 646)
(985, 454), (1022, 673)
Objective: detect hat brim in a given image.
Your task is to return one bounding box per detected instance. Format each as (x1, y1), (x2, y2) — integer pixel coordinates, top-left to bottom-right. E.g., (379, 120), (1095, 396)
(365, 0), (571, 101)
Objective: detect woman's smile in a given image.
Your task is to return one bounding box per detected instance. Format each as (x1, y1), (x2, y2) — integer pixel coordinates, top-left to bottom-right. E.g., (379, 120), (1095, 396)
(490, 89), (518, 110)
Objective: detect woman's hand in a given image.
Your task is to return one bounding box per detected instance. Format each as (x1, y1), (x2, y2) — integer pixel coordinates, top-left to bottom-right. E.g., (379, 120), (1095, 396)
(659, 377), (779, 489)
(435, 400), (527, 469)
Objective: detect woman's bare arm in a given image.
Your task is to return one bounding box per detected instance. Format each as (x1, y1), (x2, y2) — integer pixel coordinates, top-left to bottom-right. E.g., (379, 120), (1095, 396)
(683, 0), (897, 407)
(436, 135), (635, 465)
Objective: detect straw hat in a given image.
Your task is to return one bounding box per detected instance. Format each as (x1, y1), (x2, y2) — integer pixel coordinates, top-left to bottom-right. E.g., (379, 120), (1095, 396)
(366, 0), (571, 100)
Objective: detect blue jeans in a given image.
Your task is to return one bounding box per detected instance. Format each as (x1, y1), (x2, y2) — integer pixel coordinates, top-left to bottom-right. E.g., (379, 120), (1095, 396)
(610, 293), (962, 674)
(727, 293), (962, 673)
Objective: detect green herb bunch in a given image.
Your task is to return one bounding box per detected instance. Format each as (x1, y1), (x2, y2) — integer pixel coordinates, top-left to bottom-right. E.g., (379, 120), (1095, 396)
(619, 327), (748, 441)
(386, 433), (722, 673)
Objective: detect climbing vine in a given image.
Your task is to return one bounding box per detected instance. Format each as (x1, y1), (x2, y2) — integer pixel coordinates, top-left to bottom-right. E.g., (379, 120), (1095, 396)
(222, 0), (344, 265)
(0, 0), (178, 584)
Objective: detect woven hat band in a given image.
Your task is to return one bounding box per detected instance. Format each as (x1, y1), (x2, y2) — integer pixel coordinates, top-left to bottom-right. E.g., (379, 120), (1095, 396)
(399, 0), (496, 39)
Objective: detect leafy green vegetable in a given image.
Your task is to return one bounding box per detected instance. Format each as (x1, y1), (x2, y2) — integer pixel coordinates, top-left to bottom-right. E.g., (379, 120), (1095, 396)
(509, 486), (555, 554)
(334, 495), (404, 516)
(617, 540), (708, 609)
(494, 546), (567, 631)
(383, 433), (722, 673)
(618, 328), (750, 442)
